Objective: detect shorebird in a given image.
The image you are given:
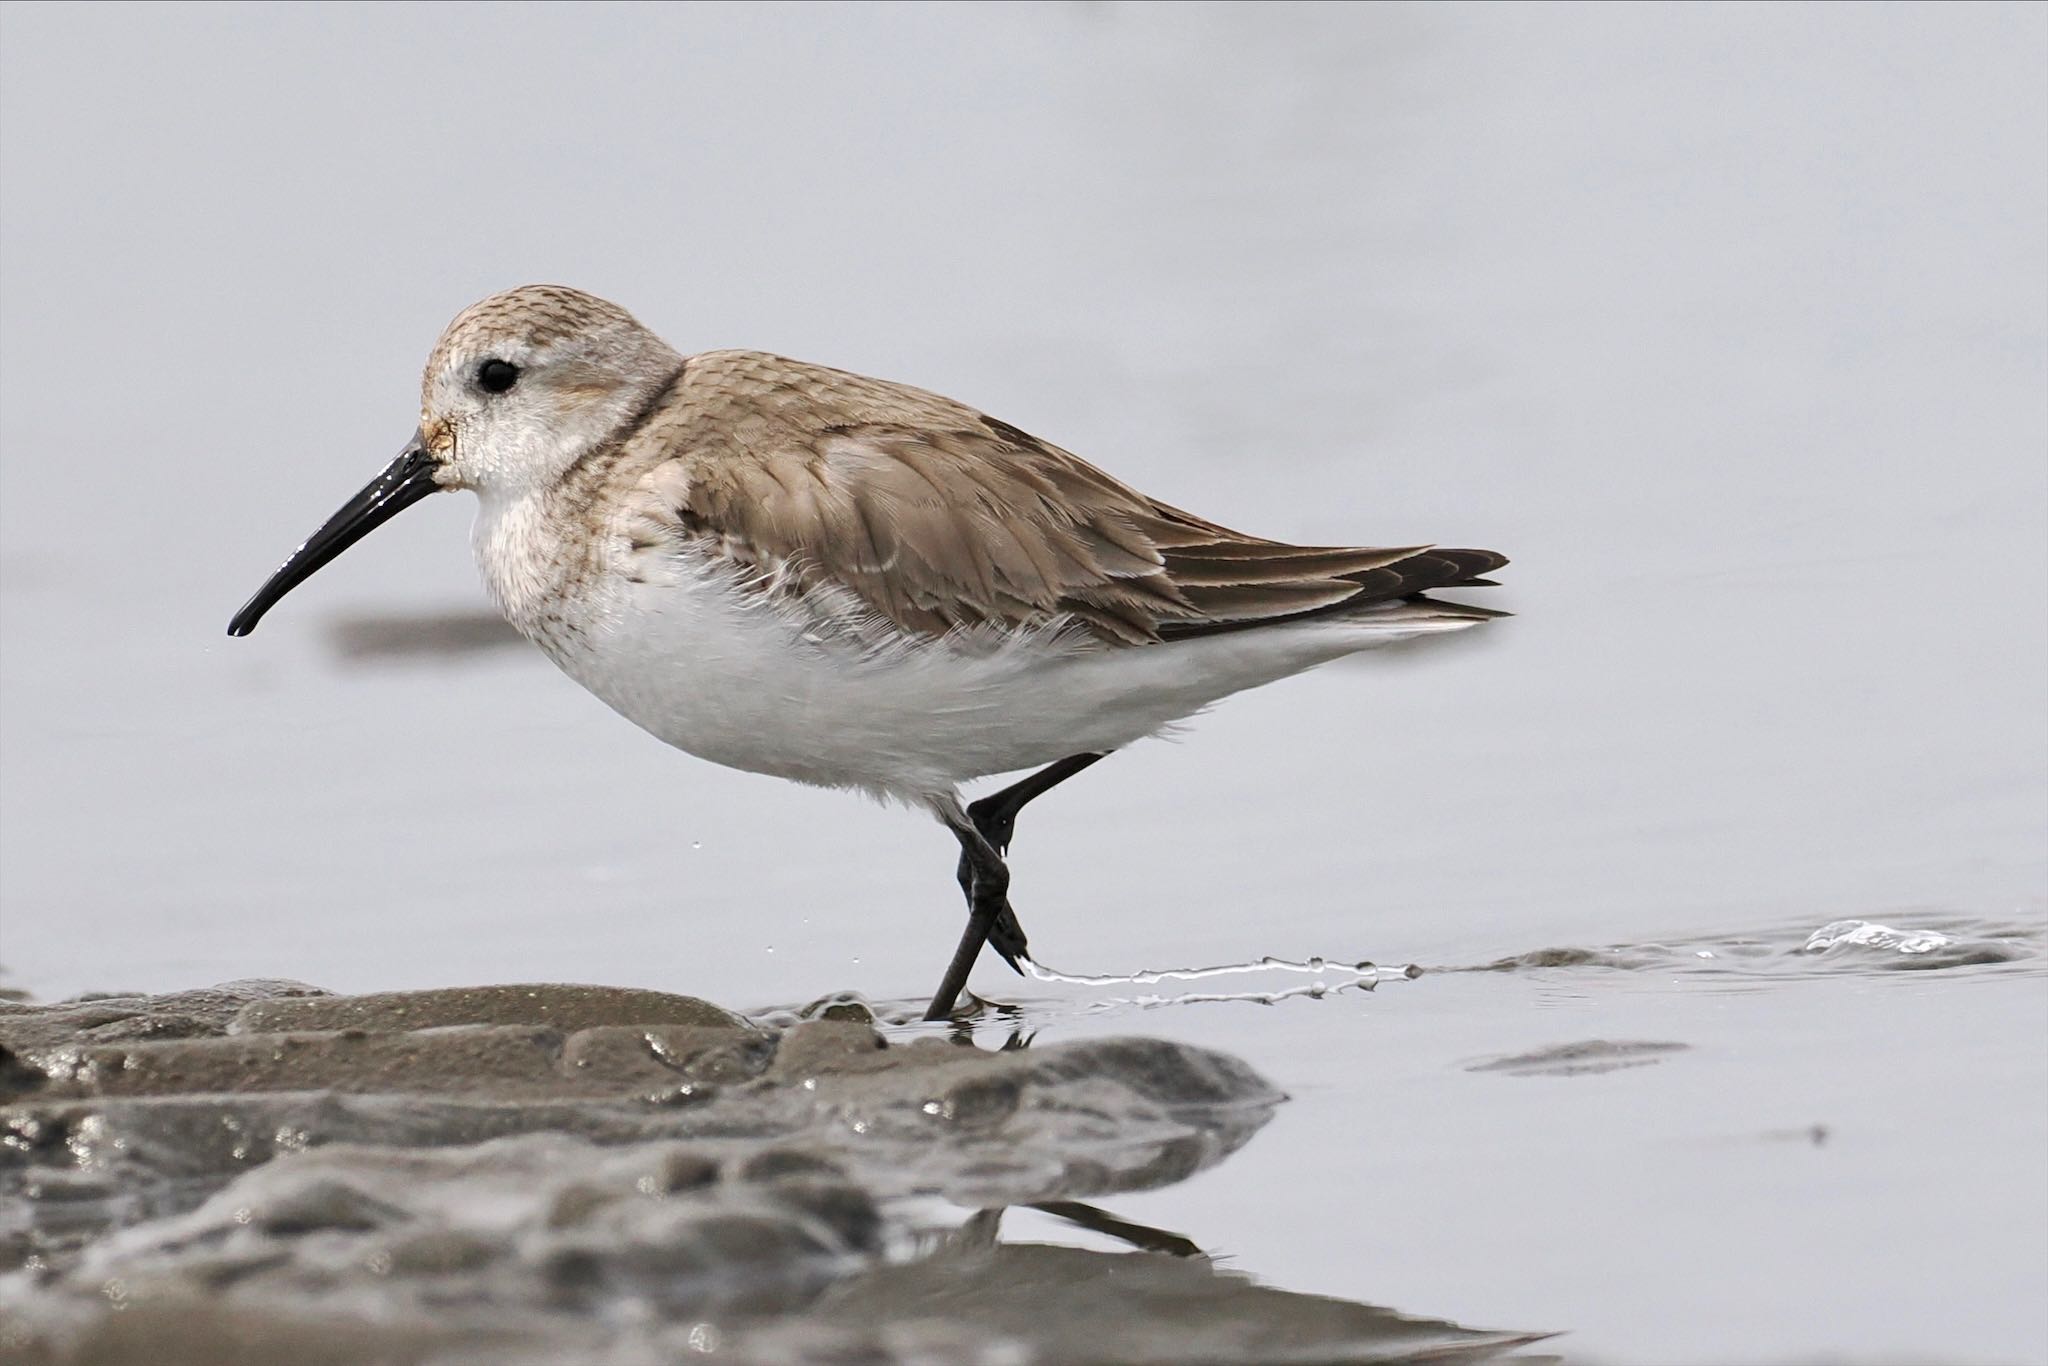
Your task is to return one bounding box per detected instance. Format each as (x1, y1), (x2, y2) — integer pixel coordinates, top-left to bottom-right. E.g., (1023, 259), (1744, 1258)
(229, 286), (1507, 1019)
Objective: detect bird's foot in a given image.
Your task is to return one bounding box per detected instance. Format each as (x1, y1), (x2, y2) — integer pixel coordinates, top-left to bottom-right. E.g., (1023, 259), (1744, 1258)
(955, 849), (1029, 975)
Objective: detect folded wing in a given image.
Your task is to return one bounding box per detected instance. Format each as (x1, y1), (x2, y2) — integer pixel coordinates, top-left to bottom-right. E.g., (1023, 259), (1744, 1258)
(666, 352), (1506, 646)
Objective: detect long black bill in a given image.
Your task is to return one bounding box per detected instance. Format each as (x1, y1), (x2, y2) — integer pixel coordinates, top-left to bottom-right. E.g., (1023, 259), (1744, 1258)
(227, 436), (443, 637)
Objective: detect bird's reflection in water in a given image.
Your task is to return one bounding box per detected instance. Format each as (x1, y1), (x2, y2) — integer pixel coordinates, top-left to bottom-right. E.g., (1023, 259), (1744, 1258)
(1023, 1198), (1204, 1259)
(857, 1010), (1556, 1363)
(325, 609), (525, 666)
(807, 1197), (1557, 1363)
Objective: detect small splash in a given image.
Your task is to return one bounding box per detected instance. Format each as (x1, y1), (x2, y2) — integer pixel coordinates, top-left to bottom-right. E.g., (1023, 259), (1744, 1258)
(1123, 979), (1367, 1009)
(1801, 920), (1952, 955)
(1018, 953), (1408, 1008)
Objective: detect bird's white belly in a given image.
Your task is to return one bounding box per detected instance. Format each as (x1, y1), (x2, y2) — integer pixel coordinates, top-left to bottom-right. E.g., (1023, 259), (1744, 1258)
(535, 573), (1467, 804)
(537, 570), (1116, 801)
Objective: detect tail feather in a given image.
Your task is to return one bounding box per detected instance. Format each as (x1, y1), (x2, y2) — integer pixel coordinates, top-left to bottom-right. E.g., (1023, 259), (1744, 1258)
(1157, 545), (1509, 640)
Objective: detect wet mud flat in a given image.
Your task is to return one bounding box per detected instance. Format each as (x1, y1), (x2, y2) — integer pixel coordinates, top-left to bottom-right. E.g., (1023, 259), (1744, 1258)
(0, 981), (1550, 1365)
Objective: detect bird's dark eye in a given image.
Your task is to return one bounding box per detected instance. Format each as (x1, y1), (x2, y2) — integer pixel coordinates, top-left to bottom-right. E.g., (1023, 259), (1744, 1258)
(476, 359), (520, 394)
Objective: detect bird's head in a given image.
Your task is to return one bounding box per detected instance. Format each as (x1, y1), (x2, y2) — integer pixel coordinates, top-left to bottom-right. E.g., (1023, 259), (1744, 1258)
(227, 285), (680, 636)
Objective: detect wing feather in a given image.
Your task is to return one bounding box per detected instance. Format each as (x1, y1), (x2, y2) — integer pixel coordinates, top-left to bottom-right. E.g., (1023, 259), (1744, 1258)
(651, 351), (1505, 645)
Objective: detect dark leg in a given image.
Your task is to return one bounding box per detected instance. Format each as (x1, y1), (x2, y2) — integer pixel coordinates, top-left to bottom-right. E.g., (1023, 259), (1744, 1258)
(951, 753), (1107, 968)
(925, 807), (1011, 1021)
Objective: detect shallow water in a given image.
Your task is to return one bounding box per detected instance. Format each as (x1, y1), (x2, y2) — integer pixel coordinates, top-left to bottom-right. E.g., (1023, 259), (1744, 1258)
(2, 4), (2045, 1363)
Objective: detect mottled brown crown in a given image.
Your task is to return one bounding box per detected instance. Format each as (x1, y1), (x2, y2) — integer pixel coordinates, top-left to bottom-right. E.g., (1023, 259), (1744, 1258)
(423, 285), (647, 398)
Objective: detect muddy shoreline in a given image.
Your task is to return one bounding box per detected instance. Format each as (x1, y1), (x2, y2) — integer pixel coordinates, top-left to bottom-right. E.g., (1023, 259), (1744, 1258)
(0, 980), (1547, 1364)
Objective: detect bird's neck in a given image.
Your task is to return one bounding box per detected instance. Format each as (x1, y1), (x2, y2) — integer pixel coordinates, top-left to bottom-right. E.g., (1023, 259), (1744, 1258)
(470, 489), (600, 650)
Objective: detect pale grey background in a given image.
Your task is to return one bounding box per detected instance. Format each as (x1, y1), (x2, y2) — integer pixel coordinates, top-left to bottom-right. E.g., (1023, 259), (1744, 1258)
(2, 4), (2044, 1363)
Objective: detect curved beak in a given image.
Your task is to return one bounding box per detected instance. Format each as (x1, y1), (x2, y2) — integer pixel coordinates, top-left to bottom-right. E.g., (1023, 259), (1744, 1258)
(227, 434), (444, 637)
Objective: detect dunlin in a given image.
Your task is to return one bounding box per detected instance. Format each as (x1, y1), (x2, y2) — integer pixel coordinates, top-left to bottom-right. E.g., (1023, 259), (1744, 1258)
(229, 286), (1508, 1019)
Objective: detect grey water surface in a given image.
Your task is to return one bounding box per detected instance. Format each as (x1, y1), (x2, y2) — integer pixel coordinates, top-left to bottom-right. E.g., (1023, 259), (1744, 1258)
(1, 4), (2044, 1363)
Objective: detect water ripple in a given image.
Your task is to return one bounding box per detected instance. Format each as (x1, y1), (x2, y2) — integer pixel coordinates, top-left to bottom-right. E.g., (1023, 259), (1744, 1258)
(1459, 914), (2043, 980)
